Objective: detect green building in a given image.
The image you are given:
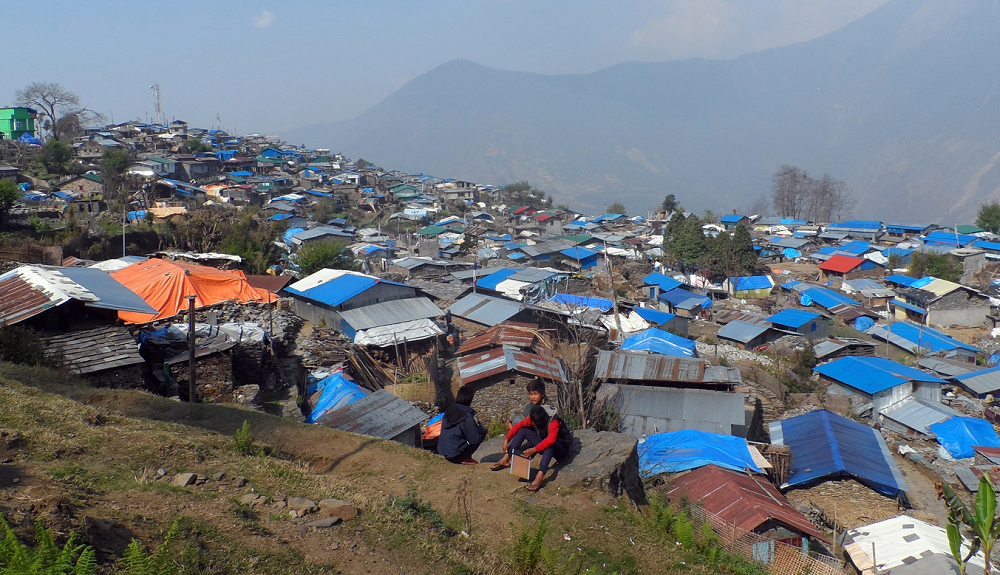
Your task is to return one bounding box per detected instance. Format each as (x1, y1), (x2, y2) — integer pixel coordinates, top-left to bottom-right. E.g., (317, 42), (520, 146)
(0, 107), (38, 140)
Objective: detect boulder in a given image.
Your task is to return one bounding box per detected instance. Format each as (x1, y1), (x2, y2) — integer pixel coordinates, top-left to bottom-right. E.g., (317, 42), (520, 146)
(473, 429), (646, 505)
(319, 498), (358, 521)
(287, 496), (319, 514)
(173, 472), (197, 487)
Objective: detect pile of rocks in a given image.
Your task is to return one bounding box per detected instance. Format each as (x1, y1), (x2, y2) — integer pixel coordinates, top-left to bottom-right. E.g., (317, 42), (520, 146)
(238, 494), (359, 530)
(696, 341), (773, 367)
(196, 300), (304, 353)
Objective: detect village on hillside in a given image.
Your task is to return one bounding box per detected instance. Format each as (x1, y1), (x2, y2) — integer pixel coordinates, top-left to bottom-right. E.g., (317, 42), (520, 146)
(5, 106), (1000, 574)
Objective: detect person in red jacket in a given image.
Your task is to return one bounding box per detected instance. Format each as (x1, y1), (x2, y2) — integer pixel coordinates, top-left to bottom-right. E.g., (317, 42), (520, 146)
(490, 404), (573, 491)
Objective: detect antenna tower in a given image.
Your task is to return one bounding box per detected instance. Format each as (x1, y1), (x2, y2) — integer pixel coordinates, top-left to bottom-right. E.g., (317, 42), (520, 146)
(150, 84), (162, 124)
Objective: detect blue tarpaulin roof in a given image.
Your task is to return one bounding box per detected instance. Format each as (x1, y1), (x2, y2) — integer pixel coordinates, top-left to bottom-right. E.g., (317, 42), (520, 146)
(930, 417), (1000, 459)
(729, 276), (773, 291)
(475, 268), (519, 290)
(814, 356), (945, 394)
(801, 286), (857, 310)
(286, 273), (409, 308)
(923, 230), (978, 246)
(782, 248), (801, 258)
(770, 410), (907, 498)
(306, 372), (367, 423)
(621, 328), (696, 357)
(642, 272), (684, 292)
(766, 309), (820, 329)
(560, 247), (598, 260)
(637, 429), (761, 477)
(630, 307), (677, 326)
(720, 214), (746, 223)
(876, 322), (979, 354)
(658, 288), (712, 310)
(549, 293), (613, 311)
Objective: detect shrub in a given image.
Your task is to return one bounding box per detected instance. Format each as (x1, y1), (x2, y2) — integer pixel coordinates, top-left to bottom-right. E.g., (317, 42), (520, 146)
(233, 420), (256, 456)
(0, 515), (97, 574)
(0, 325), (49, 366)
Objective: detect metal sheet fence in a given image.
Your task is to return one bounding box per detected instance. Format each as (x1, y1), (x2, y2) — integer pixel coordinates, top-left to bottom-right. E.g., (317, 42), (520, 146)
(687, 504), (845, 575)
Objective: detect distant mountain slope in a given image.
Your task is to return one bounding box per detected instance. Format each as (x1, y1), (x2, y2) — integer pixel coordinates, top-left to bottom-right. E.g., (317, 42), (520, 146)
(285, 0), (1000, 220)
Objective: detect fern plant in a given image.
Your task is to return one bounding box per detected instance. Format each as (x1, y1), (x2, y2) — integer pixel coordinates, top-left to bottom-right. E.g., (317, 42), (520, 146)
(0, 515), (97, 575)
(509, 517), (548, 574)
(120, 518), (182, 575)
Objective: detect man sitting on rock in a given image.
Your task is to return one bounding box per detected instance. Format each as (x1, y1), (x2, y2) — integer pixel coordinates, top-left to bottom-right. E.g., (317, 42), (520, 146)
(438, 385), (487, 465)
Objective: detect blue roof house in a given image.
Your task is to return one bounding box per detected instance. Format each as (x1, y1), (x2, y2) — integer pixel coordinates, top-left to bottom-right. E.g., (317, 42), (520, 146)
(814, 356), (946, 414)
(866, 321), (979, 363)
(719, 214), (749, 230)
(640, 272), (685, 303)
(285, 269), (418, 330)
(726, 275), (774, 299)
(559, 246), (599, 270)
(766, 309), (829, 341)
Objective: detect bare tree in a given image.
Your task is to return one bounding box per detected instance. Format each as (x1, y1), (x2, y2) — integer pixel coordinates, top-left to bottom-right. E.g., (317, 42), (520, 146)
(747, 194), (770, 218)
(771, 165), (811, 219)
(15, 82), (102, 141)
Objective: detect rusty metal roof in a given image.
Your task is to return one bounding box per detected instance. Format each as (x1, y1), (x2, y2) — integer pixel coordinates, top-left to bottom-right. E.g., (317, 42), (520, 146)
(456, 322), (543, 355)
(316, 389), (427, 440)
(714, 310), (769, 326)
(245, 274), (294, 294)
(665, 465), (828, 542)
(44, 326), (144, 375)
(0, 274), (62, 325)
(594, 350), (742, 385)
(458, 347), (566, 384)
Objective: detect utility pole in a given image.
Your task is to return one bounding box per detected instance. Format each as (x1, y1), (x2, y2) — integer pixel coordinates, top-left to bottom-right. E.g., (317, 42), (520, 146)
(150, 83), (162, 125)
(187, 295), (197, 402)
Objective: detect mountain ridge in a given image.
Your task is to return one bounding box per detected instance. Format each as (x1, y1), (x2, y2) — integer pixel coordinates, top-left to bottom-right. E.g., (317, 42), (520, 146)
(286, 0), (1000, 220)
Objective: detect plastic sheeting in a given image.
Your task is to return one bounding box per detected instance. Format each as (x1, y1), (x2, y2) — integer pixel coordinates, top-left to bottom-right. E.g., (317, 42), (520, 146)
(111, 259), (273, 323)
(770, 410), (908, 498)
(306, 371), (367, 423)
(637, 429), (761, 477)
(353, 318), (444, 347)
(929, 417), (1000, 459)
(422, 413), (444, 441)
(621, 328), (696, 358)
(854, 316), (875, 332)
(140, 322), (268, 344)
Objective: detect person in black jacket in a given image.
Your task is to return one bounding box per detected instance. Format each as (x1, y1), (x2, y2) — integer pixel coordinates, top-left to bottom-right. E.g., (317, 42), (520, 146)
(438, 385), (487, 464)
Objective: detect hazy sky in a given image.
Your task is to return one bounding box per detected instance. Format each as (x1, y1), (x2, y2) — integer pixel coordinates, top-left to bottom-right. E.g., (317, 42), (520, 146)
(5, 0), (890, 136)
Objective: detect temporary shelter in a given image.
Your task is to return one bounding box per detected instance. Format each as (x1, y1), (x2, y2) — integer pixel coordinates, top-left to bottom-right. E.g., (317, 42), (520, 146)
(769, 410), (908, 499)
(111, 259), (273, 323)
(638, 429), (765, 477)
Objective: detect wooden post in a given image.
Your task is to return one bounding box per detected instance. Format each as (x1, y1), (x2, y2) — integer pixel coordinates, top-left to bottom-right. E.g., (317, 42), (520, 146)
(187, 295), (197, 403)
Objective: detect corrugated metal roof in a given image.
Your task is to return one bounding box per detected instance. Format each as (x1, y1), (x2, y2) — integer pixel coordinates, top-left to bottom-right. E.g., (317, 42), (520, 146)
(456, 322), (540, 355)
(630, 306), (677, 326)
(56, 267), (157, 314)
(917, 357), (976, 378)
(728, 275), (773, 291)
(457, 347), (566, 383)
(665, 465), (827, 542)
(508, 268), (565, 283)
(44, 326), (143, 375)
(714, 310), (768, 325)
(866, 321), (979, 354)
(594, 351), (741, 385)
(766, 308), (820, 329)
(813, 337), (876, 359)
(0, 274), (63, 325)
(717, 320), (771, 344)
(955, 366), (1000, 396)
(447, 293), (523, 326)
(879, 396), (961, 434)
(286, 269), (411, 307)
(339, 297), (442, 330)
(845, 516), (985, 574)
(598, 384), (745, 437)
(814, 356), (945, 395)
(316, 389), (427, 440)
(641, 272), (684, 291)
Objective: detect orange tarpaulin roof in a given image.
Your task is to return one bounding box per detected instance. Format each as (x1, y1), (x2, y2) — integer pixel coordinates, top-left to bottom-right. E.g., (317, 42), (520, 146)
(111, 259), (274, 324)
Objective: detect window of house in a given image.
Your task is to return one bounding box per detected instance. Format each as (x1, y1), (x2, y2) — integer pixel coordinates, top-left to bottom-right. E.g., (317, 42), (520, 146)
(811, 322), (817, 332)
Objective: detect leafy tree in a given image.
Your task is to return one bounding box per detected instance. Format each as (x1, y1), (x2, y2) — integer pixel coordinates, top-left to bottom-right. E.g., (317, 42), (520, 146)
(908, 251), (962, 282)
(938, 474), (999, 575)
(669, 216), (707, 268)
(731, 225), (757, 273)
(15, 82), (101, 141)
(500, 181), (547, 207)
(293, 240), (360, 276)
(100, 148), (132, 214)
(607, 202), (627, 216)
(977, 201), (1000, 234)
(355, 158), (374, 170)
(181, 138), (212, 154)
(38, 139), (72, 174)
(0, 178), (18, 229)
(661, 194), (678, 213)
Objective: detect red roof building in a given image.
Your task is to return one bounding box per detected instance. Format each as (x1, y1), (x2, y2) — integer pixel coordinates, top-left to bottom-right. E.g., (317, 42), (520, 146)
(665, 465), (828, 544)
(818, 255), (877, 280)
